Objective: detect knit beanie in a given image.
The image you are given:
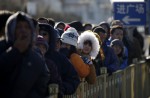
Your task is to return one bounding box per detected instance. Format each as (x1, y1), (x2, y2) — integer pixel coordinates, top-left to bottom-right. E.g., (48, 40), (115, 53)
(61, 27), (79, 47)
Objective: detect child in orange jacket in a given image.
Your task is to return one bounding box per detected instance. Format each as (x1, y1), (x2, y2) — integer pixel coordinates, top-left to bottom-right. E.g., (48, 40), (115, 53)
(60, 27), (91, 79)
(77, 30), (100, 84)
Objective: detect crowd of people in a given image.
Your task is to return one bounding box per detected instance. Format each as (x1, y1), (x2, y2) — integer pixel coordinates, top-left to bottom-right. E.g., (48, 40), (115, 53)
(0, 10), (144, 98)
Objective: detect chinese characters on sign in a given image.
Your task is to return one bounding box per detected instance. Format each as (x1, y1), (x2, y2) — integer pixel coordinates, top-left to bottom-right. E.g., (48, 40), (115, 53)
(117, 4), (145, 14)
(114, 2), (146, 26)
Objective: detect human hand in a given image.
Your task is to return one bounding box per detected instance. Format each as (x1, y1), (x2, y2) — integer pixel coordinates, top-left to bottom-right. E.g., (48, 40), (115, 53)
(81, 56), (93, 65)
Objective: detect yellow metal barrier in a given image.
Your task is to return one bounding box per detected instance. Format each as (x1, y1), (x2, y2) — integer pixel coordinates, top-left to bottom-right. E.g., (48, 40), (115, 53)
(49, 61), (150, 98)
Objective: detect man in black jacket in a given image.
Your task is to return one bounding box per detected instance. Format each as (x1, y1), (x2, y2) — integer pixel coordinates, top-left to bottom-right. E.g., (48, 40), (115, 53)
(0, 11), (49, 98)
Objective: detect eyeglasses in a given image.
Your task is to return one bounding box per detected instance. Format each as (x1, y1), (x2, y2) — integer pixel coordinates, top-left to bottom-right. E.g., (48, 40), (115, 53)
(39, 31), (48, 36)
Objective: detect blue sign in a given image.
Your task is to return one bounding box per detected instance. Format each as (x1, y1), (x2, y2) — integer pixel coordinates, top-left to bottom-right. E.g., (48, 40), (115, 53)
(113, 2), (146, 26)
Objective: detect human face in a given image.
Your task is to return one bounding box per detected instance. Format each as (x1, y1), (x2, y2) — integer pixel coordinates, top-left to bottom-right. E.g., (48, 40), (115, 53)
(61, 42), (71, 50)
(111, 29), (123, 40)
(82, 41), (92, 54)
(15, 21), (32, 41)
(37, 44), (47, 56)
(39, 30), (49, 42)
(57, 24), (65, 30)
(112, 45), (122, 55)
(98, 32), (107, 42)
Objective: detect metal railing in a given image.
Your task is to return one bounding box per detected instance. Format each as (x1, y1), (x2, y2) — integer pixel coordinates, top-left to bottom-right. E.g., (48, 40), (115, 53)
(49, 60), (150, 98)
(48, 84), (59, 98)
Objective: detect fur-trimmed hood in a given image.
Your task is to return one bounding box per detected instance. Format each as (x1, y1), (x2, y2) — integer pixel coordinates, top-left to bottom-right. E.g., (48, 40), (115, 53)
(77, 30), (100, 59)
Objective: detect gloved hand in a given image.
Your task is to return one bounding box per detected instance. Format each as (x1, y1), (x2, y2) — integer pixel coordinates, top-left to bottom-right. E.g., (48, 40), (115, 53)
(81, 56), (93, 65)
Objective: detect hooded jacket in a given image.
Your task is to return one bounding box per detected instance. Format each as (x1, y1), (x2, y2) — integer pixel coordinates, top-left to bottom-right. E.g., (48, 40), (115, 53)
(5, 11), (35, 44)
(77, 31), (98, 84)
(106, 37), (128, 70)
(0, 11), (49, 98)
(42, 24), (80, 95)
(39, 23), (56, 53)
(60, 27), (90, 78)
(102, 43), (121, 74)
(0, 39), (12, 54)
(77, 30), (100, 59)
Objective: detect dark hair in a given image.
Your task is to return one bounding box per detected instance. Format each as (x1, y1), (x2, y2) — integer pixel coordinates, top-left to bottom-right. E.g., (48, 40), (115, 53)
(84, 23), (92, 27)
(68, 45), (77, 58)
(111, 20), (123, 27)
(68, 21), (84, 32)
(84, 40), (92, 47)
(92, 25), (99, 31)
(99, 21), (110, 37)
(32, 18), (38, 28)
(99, 22), (110, 30)
(93, 26), (106, 34)
(37, 17), (48, 23)
(56, 22), (65, 28)
(110, 26), (124, 35)
(0, 10), (13, 36)
(47, 18), (55, 27)
(83, 23), (92, 29)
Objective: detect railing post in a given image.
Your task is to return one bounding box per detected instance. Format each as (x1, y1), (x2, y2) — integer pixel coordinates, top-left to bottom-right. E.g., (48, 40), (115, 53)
(130, 65), (135, 98)
(80, 78), (85, 98)
(122, 68), (126, 98)
(125, 64), (134, 98)
(132, 58), (138, 64)
(48, 84), (59, 98)
(100, 67), (107, 98)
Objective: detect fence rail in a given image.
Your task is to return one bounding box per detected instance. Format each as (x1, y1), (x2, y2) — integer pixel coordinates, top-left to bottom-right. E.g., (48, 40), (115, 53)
(49, 60), (150, 98)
